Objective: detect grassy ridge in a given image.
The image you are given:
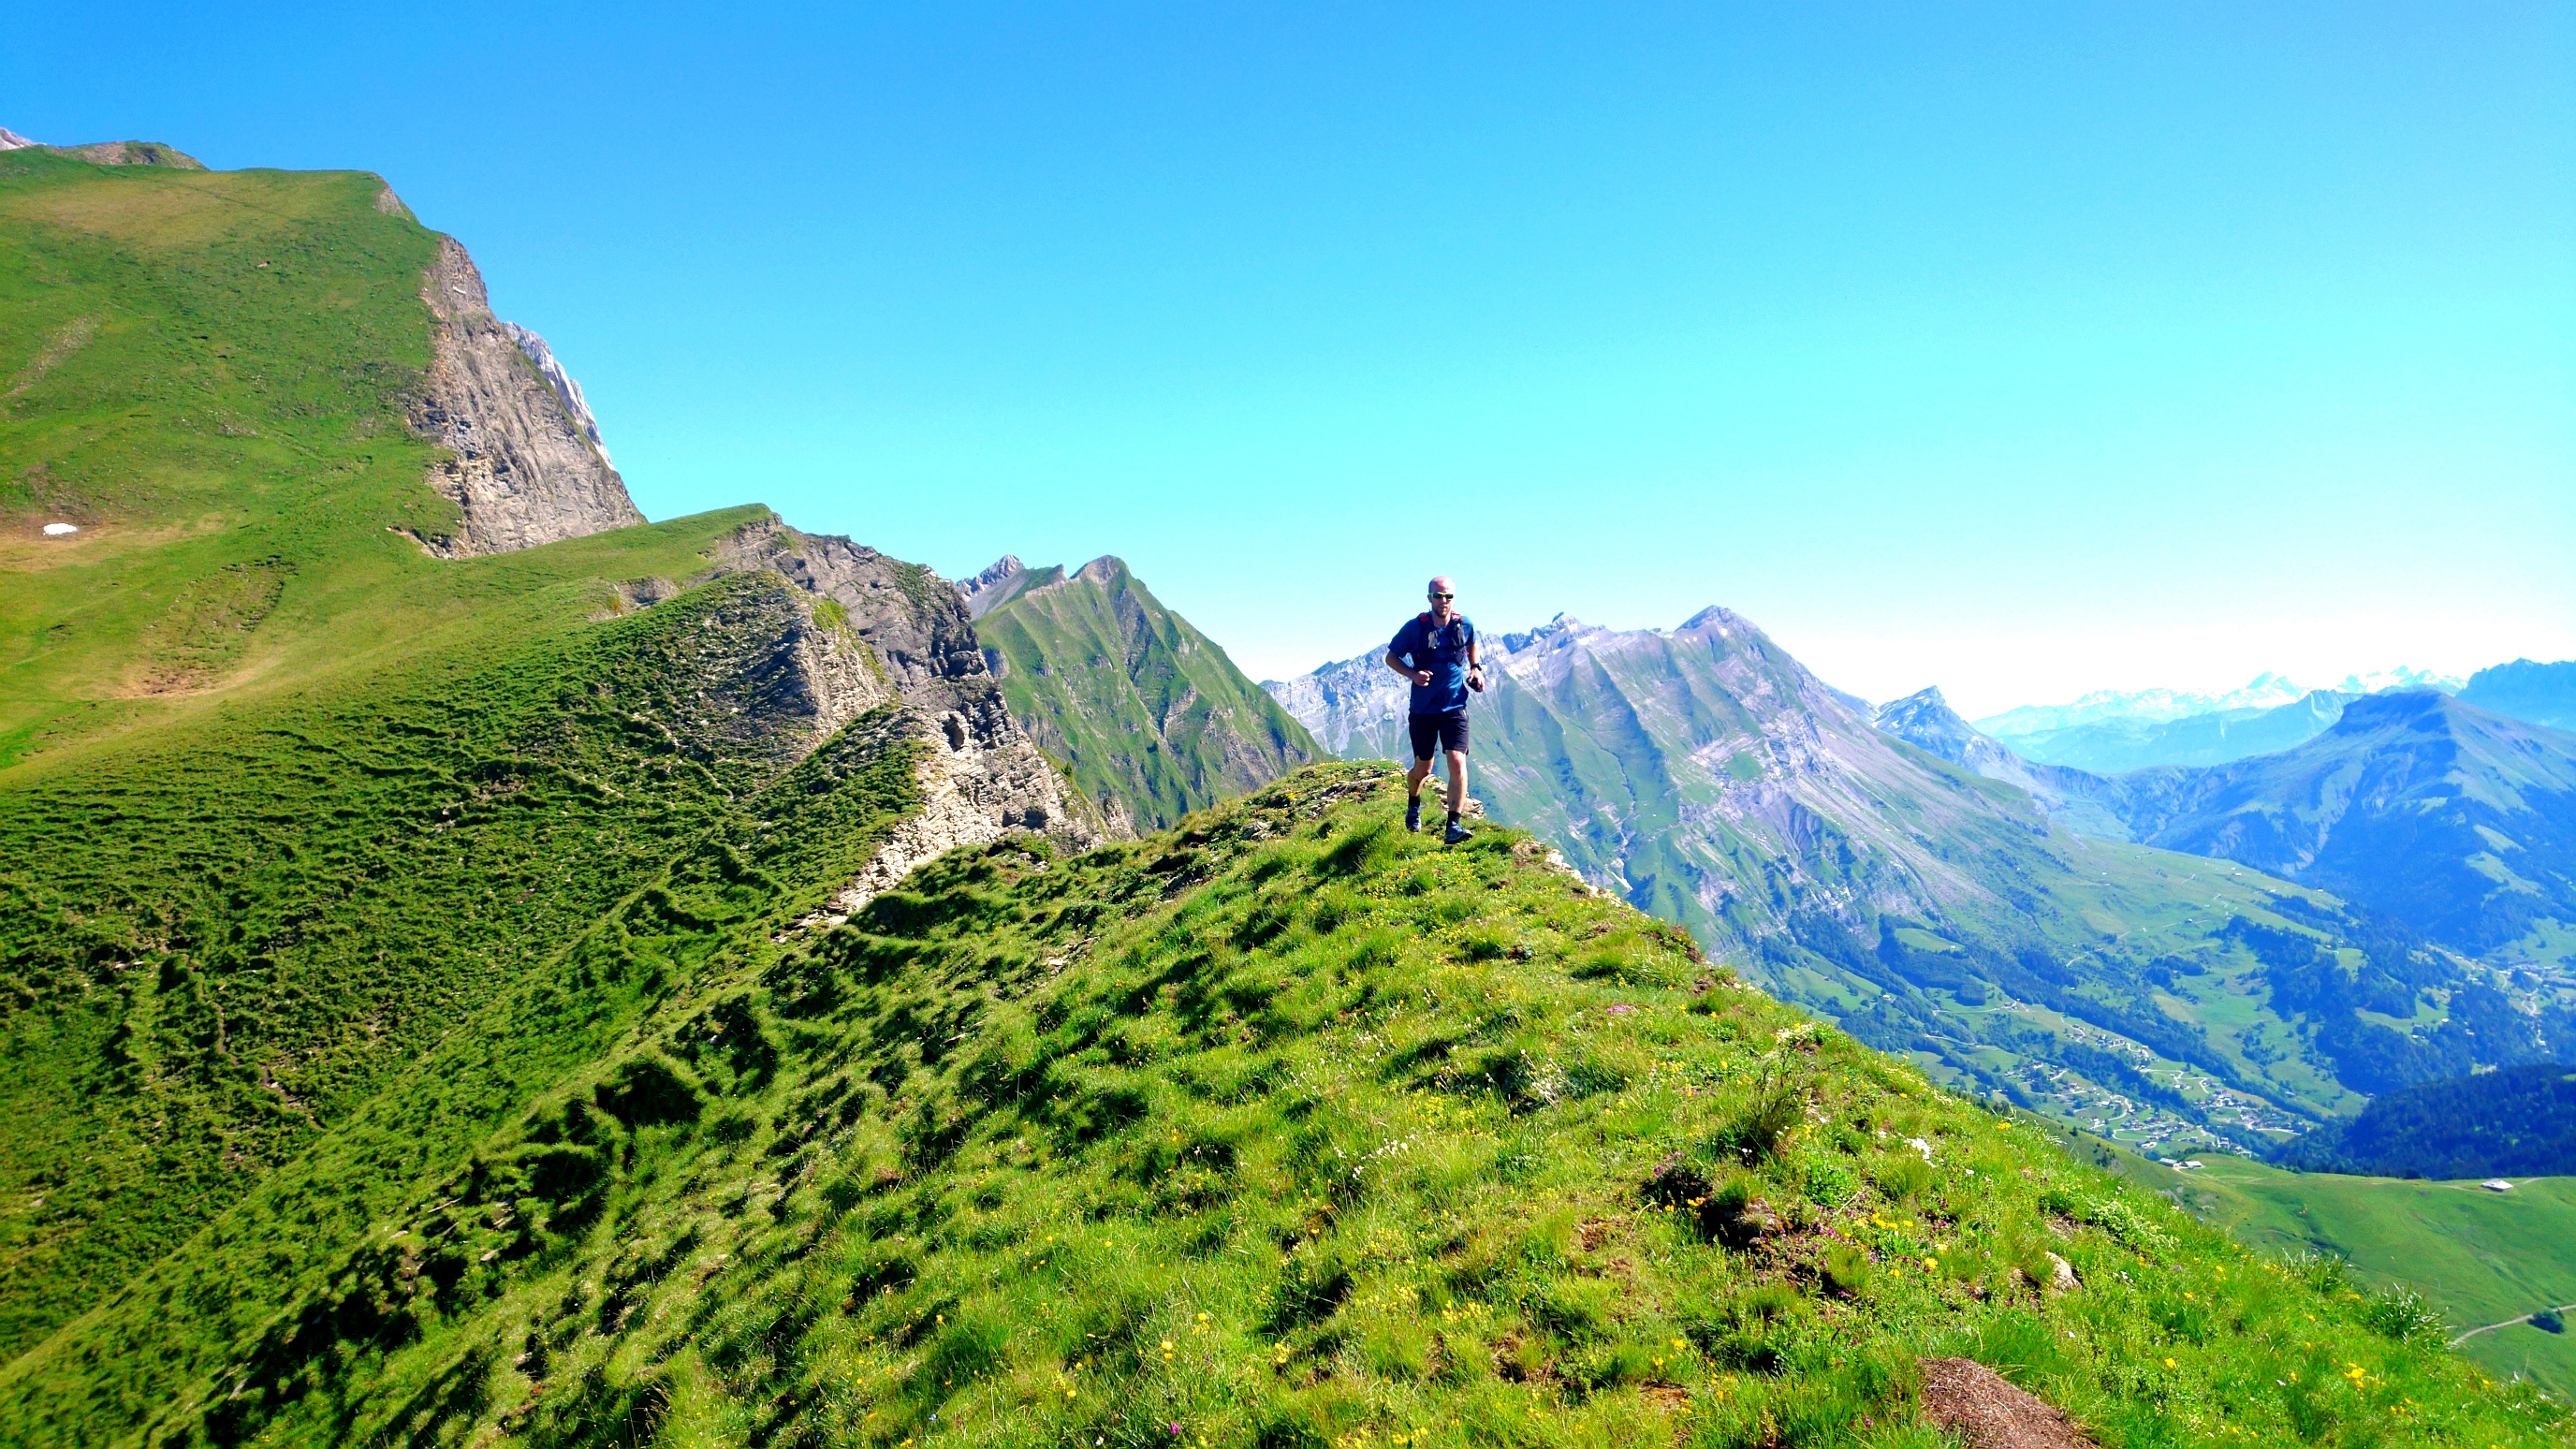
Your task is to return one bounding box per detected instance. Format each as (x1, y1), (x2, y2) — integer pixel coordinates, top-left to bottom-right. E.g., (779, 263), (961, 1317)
(0, 688), (923, 1443)
(0, 555), (884, 1360)
(976, 558), (1323, 829)
(0, 147), (475, 763)
(11, 765), (2561, 1446)
(2031, 1118), (2576, 1398)
(2, 143), (896, 1357)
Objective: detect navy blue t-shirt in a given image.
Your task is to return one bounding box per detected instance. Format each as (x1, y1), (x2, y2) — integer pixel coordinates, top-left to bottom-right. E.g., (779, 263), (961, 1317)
(1389, 612), (1477, 714)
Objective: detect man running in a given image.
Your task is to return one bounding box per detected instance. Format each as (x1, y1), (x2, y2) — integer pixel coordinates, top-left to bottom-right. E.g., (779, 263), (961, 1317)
(1384, 576), (1484, 842)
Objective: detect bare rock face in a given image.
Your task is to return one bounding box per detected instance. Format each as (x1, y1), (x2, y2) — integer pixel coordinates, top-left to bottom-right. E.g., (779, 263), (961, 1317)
(407, 237), (644, 557)
(500, 321), (612, 464)
(683, 519), (1120, 915)
(956, 554), (1026, 619)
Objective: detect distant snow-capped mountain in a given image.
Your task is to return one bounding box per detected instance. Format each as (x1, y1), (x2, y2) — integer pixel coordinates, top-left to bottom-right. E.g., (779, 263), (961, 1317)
(1975, 667), (2461, 739)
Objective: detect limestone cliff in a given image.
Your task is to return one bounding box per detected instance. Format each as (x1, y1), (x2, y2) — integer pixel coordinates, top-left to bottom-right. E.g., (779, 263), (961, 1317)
(406, 237), (644, 556)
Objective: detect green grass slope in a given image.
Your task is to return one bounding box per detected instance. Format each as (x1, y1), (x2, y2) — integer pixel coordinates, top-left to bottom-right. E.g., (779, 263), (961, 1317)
(0, 556), (912, 1360)
(2138, 1154), (2576, 1399)
(0, 148), (942, 1367)
(0, 145), (503, 766)
(2031, 1120), (2576, 1399)
(7, 764), (2564, 1447)
(976, 556), (1323, 829)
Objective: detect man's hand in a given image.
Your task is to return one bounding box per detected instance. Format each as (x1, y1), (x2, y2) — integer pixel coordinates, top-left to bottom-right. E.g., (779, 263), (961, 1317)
(1469, 667), (1486, 693)
(1412, 668), (1435, 687)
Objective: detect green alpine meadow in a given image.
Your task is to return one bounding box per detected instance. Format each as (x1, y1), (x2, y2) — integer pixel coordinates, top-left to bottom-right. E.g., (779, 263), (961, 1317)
(966, 554), (1324, 832)
(2, 139), (2572, 1449)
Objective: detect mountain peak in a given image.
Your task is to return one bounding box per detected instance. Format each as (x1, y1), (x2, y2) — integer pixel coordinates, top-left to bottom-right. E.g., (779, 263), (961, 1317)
(0, 126), (38, 152)
(1676, 605), (1748, 633)
(1495, 612), (1589, 654)
(1871, 686), (1981, 758)
(959, 555), (1025, 597)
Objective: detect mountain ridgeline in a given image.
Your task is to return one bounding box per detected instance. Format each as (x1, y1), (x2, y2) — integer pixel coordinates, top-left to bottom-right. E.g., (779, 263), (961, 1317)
(3, 139), (2573, 1447)
(2113, 691), (2576, 956)
(1270, 615), (2471, 1156)
(2462, 658), (2576, 734)
(1879, 684), (2576, 972)
(960, 554), (1323, 831)
(0, 140), (1095, 1378)
(1993, 688), (2359, 774)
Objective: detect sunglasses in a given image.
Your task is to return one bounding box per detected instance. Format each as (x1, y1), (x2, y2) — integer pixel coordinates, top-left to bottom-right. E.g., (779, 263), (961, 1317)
(1429, 592), (1455, 599)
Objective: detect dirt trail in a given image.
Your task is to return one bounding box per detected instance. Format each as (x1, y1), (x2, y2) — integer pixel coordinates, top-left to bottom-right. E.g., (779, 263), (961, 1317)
(2451, 1302), (2576, 1348)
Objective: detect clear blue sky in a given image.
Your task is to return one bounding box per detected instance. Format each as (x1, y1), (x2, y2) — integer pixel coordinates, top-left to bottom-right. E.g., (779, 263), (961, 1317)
(11, 3), (2572, 714)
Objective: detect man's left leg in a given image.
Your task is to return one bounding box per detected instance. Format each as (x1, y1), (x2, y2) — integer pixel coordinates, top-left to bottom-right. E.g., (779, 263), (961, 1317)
(1442, 708), (1472, 842)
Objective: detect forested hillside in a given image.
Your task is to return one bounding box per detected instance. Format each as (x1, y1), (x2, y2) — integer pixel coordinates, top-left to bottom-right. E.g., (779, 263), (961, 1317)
(2277, 1064), (2576, 1179)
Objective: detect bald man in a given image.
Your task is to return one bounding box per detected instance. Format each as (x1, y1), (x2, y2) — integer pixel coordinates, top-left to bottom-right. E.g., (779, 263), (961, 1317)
(1383, 575), (1484, 842)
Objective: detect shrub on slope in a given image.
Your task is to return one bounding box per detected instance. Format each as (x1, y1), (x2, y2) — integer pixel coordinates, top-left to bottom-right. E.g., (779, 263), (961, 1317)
(7, 766), (2559, 1448)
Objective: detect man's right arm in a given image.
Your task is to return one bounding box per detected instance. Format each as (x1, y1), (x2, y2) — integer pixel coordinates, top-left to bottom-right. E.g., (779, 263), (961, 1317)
(1384, 650), (1433, 686)
(1384, 623), (1432, 686)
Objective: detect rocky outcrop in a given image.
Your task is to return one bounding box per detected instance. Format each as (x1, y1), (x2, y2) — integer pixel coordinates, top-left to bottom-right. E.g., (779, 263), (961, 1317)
(500, 321), (612, 465)
(406, 237), (644, 557)
(0, 127), (37, 152)
(679, 520), (1117, 914)
(610, 568), (898, 775)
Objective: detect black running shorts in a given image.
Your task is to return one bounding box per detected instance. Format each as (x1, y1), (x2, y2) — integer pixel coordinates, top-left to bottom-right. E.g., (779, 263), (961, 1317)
(1408, 709), (1470, 760)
